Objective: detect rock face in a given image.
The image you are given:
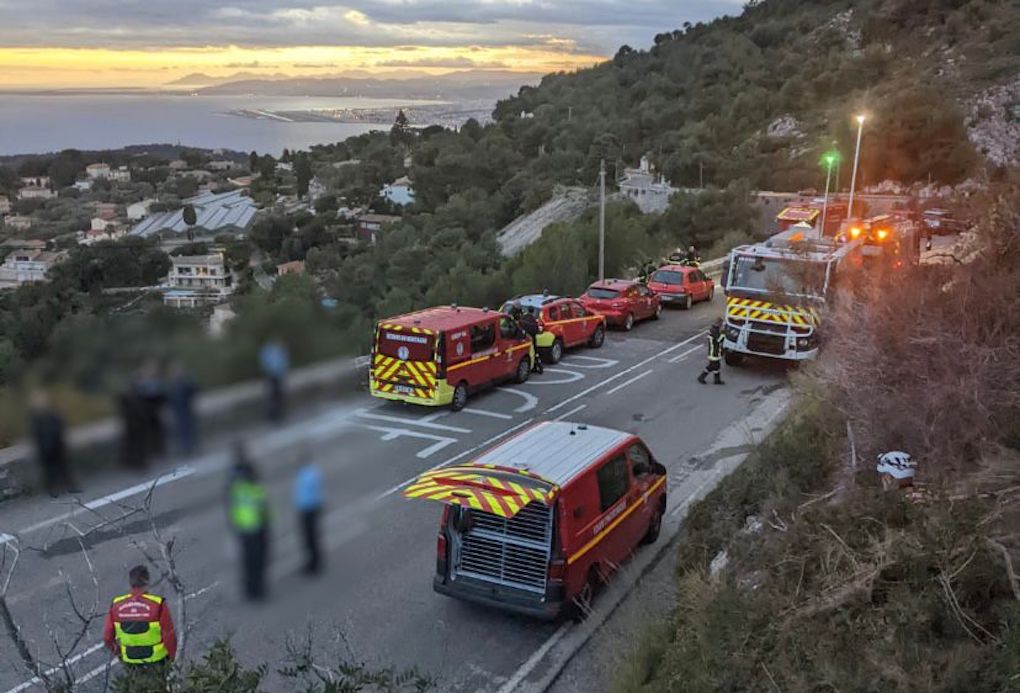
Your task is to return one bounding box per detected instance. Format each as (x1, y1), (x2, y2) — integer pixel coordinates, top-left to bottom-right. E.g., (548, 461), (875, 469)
(967, 77), (1020, 167)
(497, 186), (591, 257)
(766, 115), (803, 139)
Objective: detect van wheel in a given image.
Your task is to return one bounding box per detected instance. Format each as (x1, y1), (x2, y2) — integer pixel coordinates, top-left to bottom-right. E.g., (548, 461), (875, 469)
(548, 339), (564, 364)
(571, 569), (602, 622)
(514, 358), (530, 384)
(642, 504), (664, 545)
(588, 325), (605, 348)
(724, 352), (744, 367)
(653, 303), (662, 320)
(623, 313), (635, 332)
(683, 294), (693, 310)
(451, 382), (469, 411)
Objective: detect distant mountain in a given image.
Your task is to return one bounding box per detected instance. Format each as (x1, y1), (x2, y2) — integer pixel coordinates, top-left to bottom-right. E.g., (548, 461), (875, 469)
(196, 70), (544, 101)
(165, 71), (293, 87)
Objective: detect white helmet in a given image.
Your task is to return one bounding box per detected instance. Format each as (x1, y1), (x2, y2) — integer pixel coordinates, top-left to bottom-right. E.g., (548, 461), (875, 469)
(876, 451), (916, 479)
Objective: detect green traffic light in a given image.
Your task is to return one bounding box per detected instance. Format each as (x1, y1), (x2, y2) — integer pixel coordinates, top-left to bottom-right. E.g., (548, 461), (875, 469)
(820, 149), (841, 168)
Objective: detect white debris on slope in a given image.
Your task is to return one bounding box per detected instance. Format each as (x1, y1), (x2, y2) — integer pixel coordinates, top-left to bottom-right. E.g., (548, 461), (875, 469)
(766, 115), (803, 139)
(497, 186), (591, 257)
(967, 77), (1020, 167)
(817, 9), (862, 52)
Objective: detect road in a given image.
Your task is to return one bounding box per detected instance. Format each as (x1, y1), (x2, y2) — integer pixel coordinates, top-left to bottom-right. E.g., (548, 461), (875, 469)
(0, 294), (787, 692)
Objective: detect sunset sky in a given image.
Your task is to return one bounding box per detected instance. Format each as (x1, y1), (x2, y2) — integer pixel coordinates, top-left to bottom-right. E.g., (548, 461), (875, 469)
(0, 0), (738, 88)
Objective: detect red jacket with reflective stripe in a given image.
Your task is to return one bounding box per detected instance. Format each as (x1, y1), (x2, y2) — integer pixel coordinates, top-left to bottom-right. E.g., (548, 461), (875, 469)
(102, 588), (177, 659)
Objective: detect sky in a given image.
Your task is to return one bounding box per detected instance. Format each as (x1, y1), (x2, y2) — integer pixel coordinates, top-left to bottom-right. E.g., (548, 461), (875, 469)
(0, 0), (740, 88)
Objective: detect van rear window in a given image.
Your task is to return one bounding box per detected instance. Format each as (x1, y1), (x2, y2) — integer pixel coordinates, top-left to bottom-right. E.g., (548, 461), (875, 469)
(377, 329), (435, 361)
(587, 288), (620, 299)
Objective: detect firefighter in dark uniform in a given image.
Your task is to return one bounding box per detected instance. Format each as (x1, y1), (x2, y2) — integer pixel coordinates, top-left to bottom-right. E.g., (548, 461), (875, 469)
(697, 319), (725, 385)
(103, 565), (176, 677)
(228, 444), (270, 600)
(684, 245), (701, 266)
(509, 303), (544, 374)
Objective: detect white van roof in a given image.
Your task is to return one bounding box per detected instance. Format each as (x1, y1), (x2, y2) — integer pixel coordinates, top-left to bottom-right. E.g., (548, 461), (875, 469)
(472, 421), (633, 487)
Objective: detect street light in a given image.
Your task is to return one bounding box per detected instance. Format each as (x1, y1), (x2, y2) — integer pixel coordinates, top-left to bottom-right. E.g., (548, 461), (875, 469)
(819, 150), (840, 236)
(847, 114), (866, 222)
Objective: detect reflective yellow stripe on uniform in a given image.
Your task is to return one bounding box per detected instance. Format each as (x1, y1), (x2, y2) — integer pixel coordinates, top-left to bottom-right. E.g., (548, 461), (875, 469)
(112, 593), (168, 664)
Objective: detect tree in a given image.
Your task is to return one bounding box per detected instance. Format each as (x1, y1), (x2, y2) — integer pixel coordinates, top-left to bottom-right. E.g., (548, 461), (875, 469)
(390, 109), (414, 149)
(249, 150), (258, 172)
(294, 152), (312, 199)
(281, 148), (292, 163)
(258, 154), (277, 180)
(182, 204), (198, 241)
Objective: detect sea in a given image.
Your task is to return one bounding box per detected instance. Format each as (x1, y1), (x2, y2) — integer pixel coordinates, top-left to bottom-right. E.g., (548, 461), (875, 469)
(0, 93), (444, 157)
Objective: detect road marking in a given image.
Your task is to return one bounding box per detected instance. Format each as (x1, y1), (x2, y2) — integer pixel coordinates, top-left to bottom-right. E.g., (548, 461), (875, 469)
(495, 623), (572, 693)
(561, 355), (619, 369)
(605, 369), (654, 395)
(524, 367), (584, 385)
(355, 410), (471, 434)
(495, 387), (539, 413)
(358, 425), (458, 459)
(462, 408), (514, 420)
(553, 404), (587, 421)
(547, 331), (705, 414)
(0, 533), (14, 546)
(668, 345), (702, 363)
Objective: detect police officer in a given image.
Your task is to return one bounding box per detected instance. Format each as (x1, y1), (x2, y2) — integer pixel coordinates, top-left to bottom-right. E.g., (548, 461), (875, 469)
(103, 565), (176, 671)
(228, 444), (270, 600)
(697, 319), (725, 385)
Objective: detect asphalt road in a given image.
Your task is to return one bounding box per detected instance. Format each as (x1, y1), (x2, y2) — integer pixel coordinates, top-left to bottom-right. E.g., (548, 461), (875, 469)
(0, 293), (787, 693)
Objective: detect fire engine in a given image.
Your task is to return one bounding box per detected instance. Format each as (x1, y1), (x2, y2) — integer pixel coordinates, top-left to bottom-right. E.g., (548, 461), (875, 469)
(842, 213), (921, 269)
(721, 223), (862, 364)
(776, 197), (848, 237)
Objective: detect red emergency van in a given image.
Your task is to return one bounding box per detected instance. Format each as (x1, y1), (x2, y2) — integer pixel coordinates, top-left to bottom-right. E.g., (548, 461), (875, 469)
(370, 306), (533, 411)
(404, 421), (668, 619)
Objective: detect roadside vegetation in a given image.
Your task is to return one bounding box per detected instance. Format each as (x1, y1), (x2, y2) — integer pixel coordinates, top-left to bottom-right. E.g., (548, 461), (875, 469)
(610, 186), (1020, 692)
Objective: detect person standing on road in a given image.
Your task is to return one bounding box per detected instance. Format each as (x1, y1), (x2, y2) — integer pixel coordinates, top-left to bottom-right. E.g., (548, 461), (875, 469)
(28, 389), (79, 497)
(684, 245), (701, 266)
(697, 319), (726, 385)
(167, 361), (199, 457)
(293, 450), (324, 575)
(228, 444), (270, 600)
(259, 340), (290, 423)
(514, 305), (545, 374)
(103, 565), (176, 676)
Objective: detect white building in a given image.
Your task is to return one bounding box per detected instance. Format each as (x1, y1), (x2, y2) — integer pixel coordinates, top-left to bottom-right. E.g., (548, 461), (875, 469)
(163, 253), (233, 307)
(308, 176), (328, 203)
(208, 160), (237, 171)
(20, 176), (50, 188)
(86, 163), (112, 179)
(618, 156), (678, 214)
(126, 199), (154, 221)
(3, 215), (33, 231)
(0, 249), (68, 287)
(108, 166), (131, 183)
(17, 186), (56, 201)
(0, 196), (10, 214)
(90, 217), (111, 231)
(73, 180), (93, 192)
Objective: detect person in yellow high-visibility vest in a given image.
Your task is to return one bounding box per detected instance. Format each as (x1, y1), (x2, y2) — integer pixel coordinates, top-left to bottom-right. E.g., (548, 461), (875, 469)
(227, 443), (270, 600)
(103, 565), (176, 672)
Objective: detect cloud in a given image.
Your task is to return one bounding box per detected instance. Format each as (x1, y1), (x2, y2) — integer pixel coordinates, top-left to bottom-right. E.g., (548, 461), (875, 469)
(291, 61), (339, 68)
(375, 56), (508, 69)
(224, 60), (262, 68)
(0, 1), (735, 54)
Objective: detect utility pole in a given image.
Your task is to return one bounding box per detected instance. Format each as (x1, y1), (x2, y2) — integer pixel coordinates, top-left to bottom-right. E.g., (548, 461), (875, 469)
(599, 158), (606, 282)
(847, 115), (866, 221)
(699, 161), (704, 190)
(820, 155), (834, 236)
(568, 106), (573, 122)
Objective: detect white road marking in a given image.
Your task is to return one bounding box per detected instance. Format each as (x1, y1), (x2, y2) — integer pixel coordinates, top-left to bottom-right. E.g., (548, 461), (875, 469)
(3, 643), (109, 693)
(494, 623), (572, 693)
(0, 533), (14, 545)
(462, 408), (514, 420)
(354, 410), (471, 434)
(667, 345), (702, 363)
(605, 369), (654, 395)
(547, 331), (705, 414)
(560, 355), (619, 369)
(357, 425), (458, 459)
(553, 404), (587, 421)
(524, 368), (584, 385)
(495, 387), (539, 413)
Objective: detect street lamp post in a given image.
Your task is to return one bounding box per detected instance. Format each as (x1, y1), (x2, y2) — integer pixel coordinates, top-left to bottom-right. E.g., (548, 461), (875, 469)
(847, 114), (866, 221)
(598, 158), (606, 281)
(820, 153), (837, 236)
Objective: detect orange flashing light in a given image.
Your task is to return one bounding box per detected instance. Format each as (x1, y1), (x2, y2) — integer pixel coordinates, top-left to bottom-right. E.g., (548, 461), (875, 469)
(850, 227), (862, 239)
(876, 229), (889, 241)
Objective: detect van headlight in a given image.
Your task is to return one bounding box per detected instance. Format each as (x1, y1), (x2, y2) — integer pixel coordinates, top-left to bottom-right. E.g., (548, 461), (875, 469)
(797, 337), (812, 349)
(724, 326), (739, 341)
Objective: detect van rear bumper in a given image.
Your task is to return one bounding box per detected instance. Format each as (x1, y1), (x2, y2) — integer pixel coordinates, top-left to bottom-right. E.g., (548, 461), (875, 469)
(434, 574), (565, 620)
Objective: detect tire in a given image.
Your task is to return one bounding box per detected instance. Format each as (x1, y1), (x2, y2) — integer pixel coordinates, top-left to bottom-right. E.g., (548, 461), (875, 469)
(707, 287), (715, 302)
(623, 313), (635, 332)
(724, 351), (744, 367)
(653, 303), (662, 320)
(588, 325), (605, 348)
(571, 568), (602, 622)
(641, 503), (664, 545)
(451, 382), (469, 411)
(683, 294), (692, 310)
(514, 358), (530, 384)
(548, 339), (564, 364)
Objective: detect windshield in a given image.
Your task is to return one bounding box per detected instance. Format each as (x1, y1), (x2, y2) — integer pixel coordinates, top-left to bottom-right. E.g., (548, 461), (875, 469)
(587, 288), (620, 299)
(650, 270), (682, 285)
(729, 255), (827, 299)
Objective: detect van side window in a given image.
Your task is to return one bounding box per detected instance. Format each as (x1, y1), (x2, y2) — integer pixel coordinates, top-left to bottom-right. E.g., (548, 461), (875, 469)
(499, 316), (518, 340)
(628, 443), (652, 475)
(547, 305), (560, 321)
(470, 323), (495, 352)
(596, 455), (629, 511)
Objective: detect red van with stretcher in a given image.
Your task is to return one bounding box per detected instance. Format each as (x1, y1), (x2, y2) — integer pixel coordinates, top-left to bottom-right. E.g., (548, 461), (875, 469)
(403, 421), (667, 619)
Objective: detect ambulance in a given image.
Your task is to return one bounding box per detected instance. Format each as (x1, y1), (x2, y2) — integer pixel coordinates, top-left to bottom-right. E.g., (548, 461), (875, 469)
(370, 306), (533, 411)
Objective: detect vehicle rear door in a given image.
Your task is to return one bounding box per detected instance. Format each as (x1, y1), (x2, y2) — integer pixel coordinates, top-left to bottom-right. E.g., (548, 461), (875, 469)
(625, 441), (665, 544)
(593, 453), (633, 568)
(467, 320), (498, 386)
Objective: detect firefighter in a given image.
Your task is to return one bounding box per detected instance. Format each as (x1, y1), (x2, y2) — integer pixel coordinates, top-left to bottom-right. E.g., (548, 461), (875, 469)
(103, 565), (176, 673)
(638, 259), (657, 283)
(510, 303), (544, 374)
(228, 444), (270, 600)
(697, 319), (725, 385)
(684, 245), (701, 267)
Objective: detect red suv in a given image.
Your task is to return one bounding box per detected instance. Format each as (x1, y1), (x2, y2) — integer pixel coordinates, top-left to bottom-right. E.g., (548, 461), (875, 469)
(580, 279), (661, 331)
(645, 264), (715, 310)
(501, 294), (606, 363)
